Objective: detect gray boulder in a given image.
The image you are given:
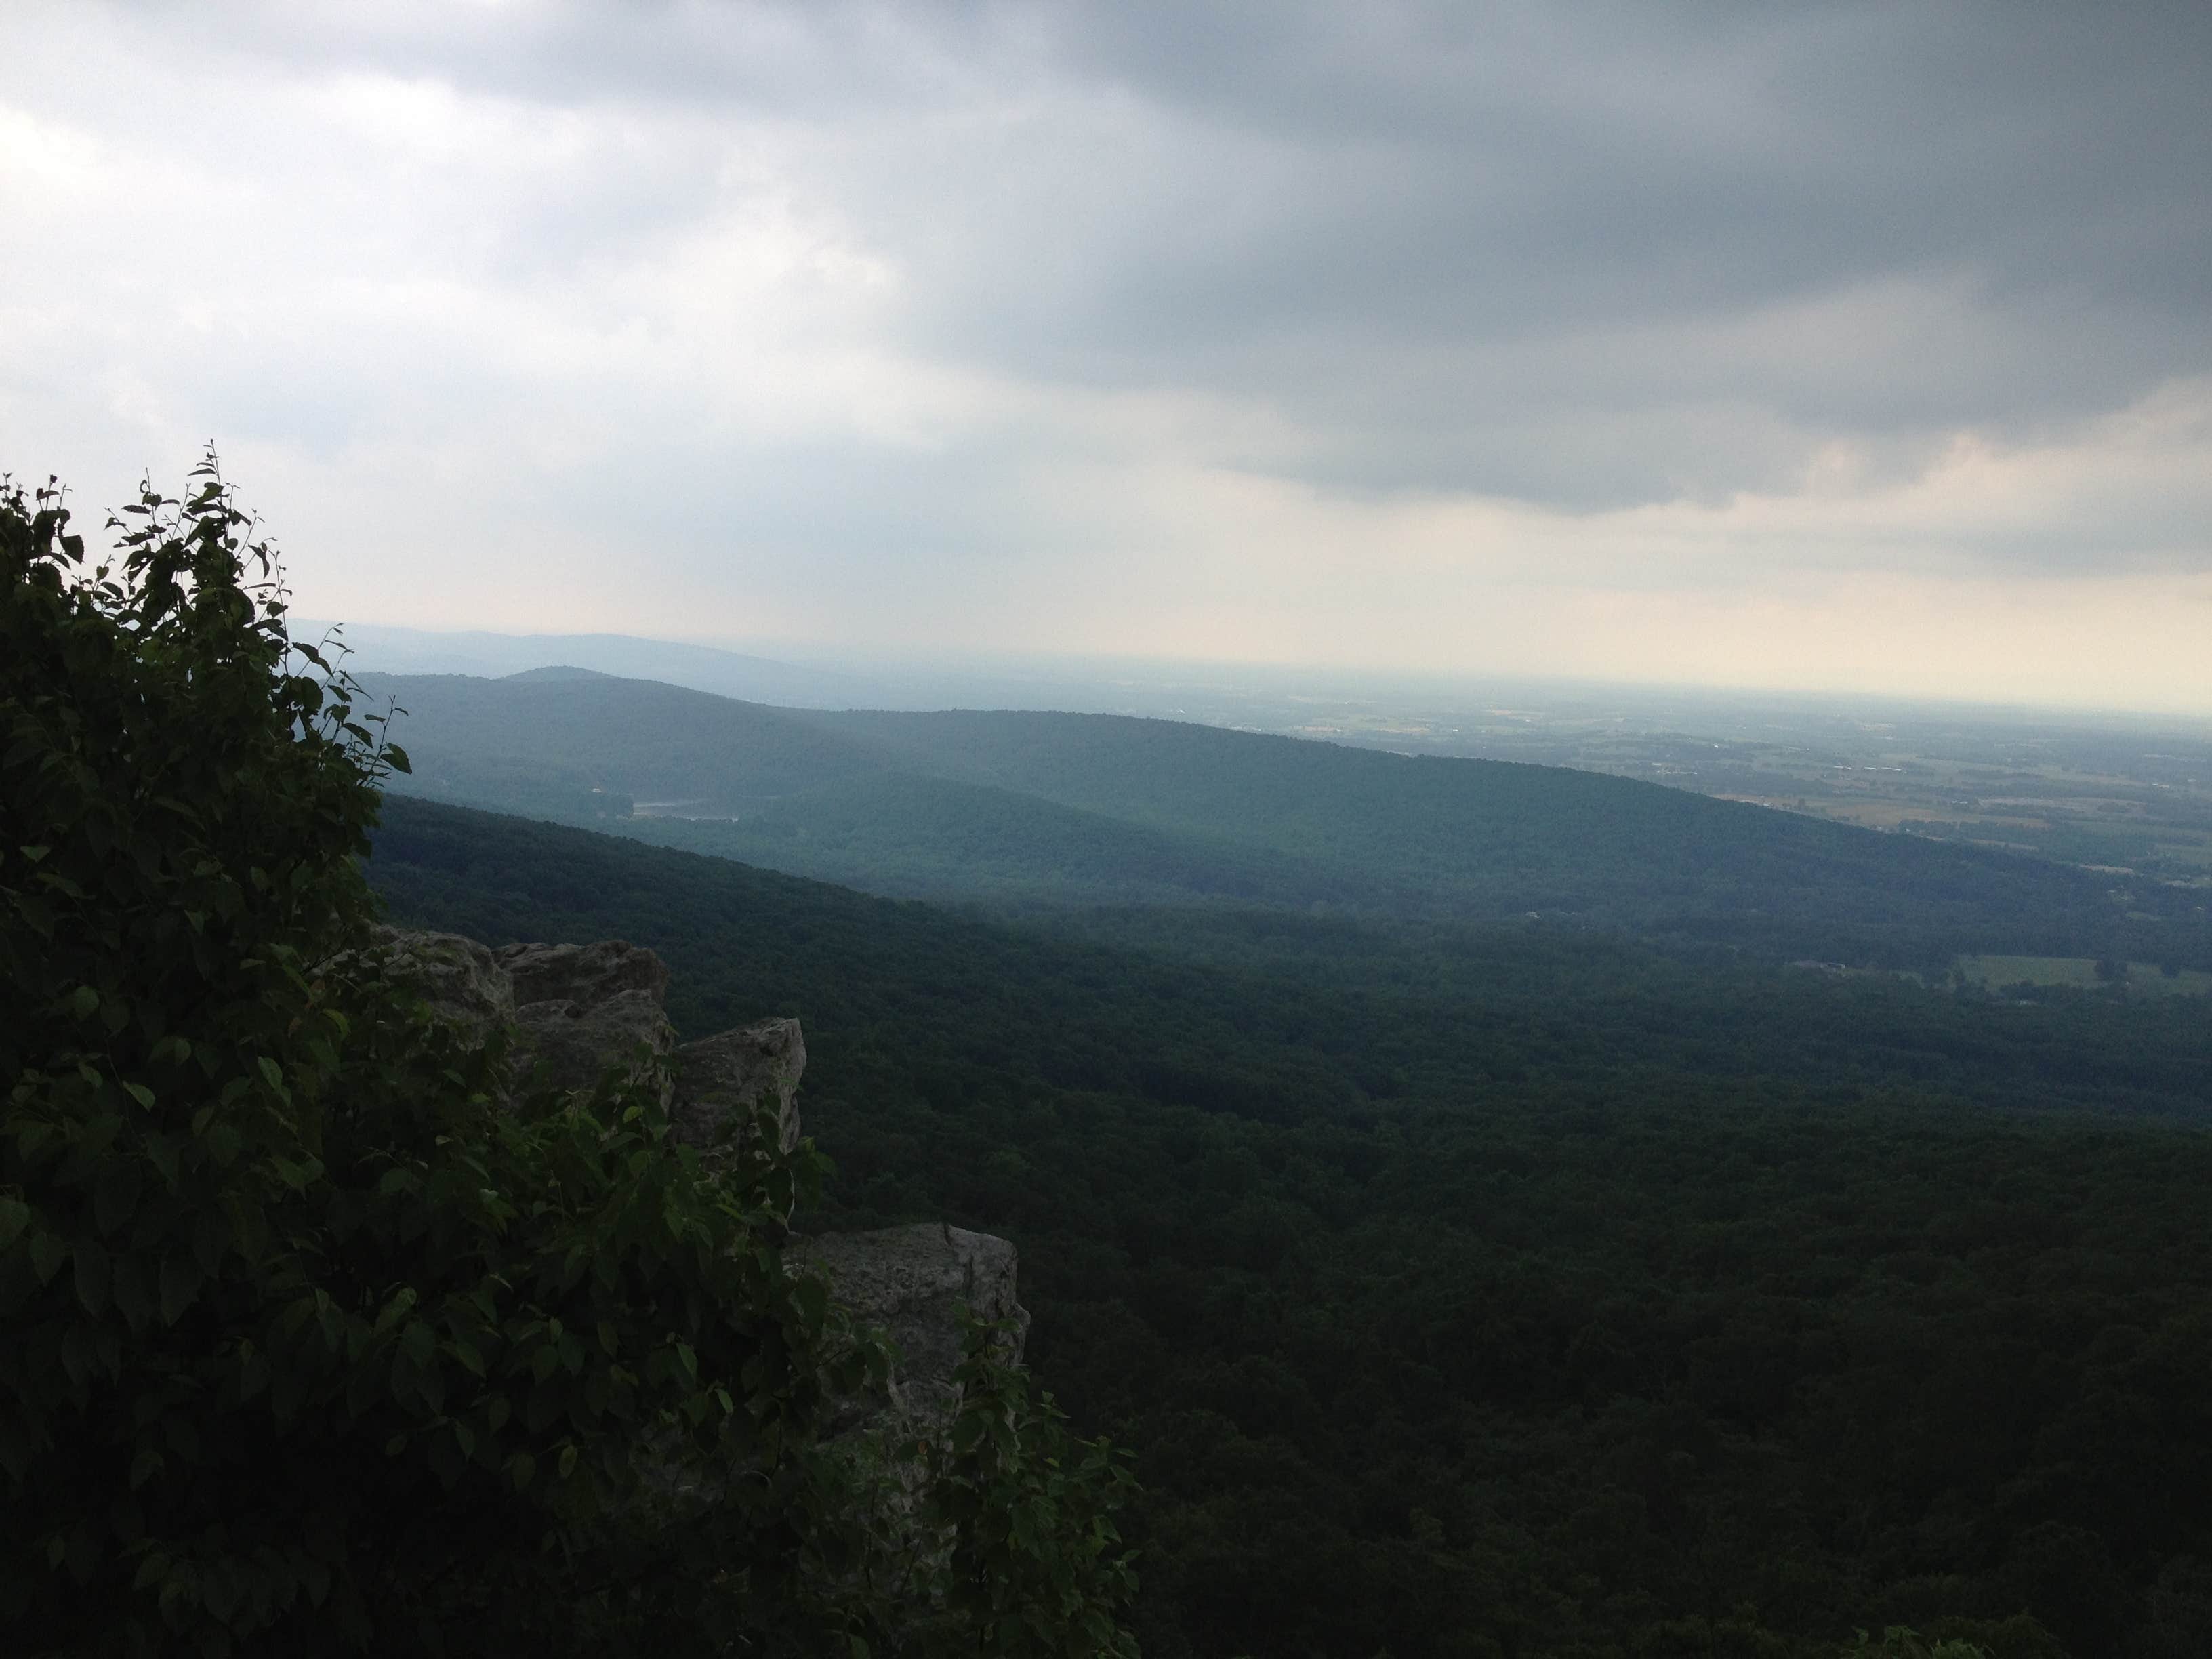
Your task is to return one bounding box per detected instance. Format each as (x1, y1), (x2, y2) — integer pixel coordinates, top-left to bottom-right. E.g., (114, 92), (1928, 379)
(498, 939), (671, 1008)
(513, 989), (677, 1101)
(366, 926), (515, 1041)
(490, 939), (679, 1102)
(672, 1019), (807, 1155)
(789, 1223), (1029, 1430)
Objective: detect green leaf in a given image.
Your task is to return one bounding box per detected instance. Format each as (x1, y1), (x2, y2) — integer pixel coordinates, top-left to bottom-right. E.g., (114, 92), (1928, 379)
(111, 1255), (154, 1331)
(792, 1273), (830, 1328)
(143, 1133), (180, 1190)
(0, 1197), (28, 1250)
(73, 1240), (112, 1316)
(94, 1161), (142, 1235)
(68, 984), (100, 1019)
(375, 1286), (419, 1333)
(159, 1256), (203, 1326)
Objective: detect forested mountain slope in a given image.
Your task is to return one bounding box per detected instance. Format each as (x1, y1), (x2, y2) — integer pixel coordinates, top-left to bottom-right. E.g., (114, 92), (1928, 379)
(790, 707), (2167, 958)
(369, 795), (2212, 1123)
(361, 672), (891, 811)
(624, 771), (1380, 912)
(366, 795), (2212, 1659)
(363, 672), (2204, 968)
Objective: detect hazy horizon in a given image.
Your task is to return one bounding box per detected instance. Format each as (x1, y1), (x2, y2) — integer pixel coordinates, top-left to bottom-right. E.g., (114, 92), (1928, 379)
(10, 3), (2211, 713)
(319, 615), (2212, 729)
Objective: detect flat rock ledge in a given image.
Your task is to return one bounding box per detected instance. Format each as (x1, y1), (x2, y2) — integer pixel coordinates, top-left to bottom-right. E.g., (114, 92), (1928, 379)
(368, 928), (1026, 1425)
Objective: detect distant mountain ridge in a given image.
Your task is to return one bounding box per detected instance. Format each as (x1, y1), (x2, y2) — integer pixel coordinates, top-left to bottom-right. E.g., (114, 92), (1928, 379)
(499, 665), (616, 682)
(356, 669), (2207, 969)
(360, 672), (888, 809)
(305, 621), (886, 708)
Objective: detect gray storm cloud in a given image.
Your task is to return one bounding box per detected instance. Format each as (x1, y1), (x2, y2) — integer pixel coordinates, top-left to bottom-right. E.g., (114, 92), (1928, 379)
(878, 2), (2212, 503)
(3, 0), (2211, 707)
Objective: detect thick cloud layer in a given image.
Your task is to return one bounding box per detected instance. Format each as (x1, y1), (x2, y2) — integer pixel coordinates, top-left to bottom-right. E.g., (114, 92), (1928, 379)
(5, 1), (2210, 708)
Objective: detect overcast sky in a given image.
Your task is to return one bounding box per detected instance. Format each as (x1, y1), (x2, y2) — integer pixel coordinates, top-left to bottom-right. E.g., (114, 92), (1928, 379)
(6, 1), (2211, 710)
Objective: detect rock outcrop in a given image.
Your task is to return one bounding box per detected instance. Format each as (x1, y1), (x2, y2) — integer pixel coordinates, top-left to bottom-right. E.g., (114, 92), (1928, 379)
(790, 1223), (1029, 1429)
(369, 926), (1024, 1431)
(366, 926), (798, 1154)
(499, 937), (672, 1008)
(672, 1019), (806, 1156)
(368, 926), (514, 1040)
(501, 939), (679, 1108)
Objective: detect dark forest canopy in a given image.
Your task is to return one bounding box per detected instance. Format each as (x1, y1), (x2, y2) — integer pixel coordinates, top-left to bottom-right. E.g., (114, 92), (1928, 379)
(370, 795), (2212, 1659)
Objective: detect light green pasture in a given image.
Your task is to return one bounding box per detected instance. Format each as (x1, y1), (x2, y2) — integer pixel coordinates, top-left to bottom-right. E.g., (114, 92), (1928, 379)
(1956, 954), (2212, 996)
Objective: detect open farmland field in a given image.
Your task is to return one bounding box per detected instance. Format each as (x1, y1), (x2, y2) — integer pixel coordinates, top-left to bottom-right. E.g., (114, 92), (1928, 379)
(1958, 954), (2212, 996)
(1201, 680), (2212, 893)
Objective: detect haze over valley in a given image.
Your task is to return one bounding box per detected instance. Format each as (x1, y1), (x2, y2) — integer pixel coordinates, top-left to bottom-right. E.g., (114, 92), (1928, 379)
(343, 624), (2212, 978)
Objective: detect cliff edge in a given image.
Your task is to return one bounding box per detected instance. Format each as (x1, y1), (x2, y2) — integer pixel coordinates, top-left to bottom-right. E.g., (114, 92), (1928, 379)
(372, 925), (1027, 1426)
